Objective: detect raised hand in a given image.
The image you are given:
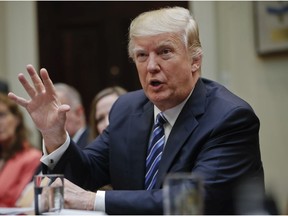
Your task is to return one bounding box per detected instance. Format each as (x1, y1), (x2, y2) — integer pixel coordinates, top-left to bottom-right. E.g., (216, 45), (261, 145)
(8, 64), (70, 153)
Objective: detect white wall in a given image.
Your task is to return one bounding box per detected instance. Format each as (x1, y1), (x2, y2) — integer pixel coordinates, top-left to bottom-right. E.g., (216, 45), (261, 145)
(1, 1), (288, 213)
(0, 2), (7, 81)
(0, 1), (40, 147)
(190, 1), (218, 81)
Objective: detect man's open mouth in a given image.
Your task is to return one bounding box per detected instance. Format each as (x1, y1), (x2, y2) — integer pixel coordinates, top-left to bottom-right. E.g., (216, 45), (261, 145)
(150, 80), (162, 87)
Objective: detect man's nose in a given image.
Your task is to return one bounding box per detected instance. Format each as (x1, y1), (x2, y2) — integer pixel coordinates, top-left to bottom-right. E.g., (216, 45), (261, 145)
(147, 54), (160, 73)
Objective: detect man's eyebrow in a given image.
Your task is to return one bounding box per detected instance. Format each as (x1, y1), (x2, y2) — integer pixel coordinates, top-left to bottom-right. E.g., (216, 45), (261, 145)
(133, 47), (145, 53)
(132, 40), (176, 53)
(158, 40), (174, 47)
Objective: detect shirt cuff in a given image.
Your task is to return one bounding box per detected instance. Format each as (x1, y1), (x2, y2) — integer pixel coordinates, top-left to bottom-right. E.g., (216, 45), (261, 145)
(40, 131), (70, 170)
(94, 190), (106, 212)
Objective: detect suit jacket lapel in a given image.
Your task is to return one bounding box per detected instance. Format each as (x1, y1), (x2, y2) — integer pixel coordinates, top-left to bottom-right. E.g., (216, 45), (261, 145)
(127, 101), (154, 189)
(156, 79), (207, 188)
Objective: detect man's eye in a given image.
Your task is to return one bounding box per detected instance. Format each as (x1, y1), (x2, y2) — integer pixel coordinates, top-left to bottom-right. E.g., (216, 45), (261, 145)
(161, 49), (171, 55)
(136, 53), (148, 62)
(159, 48), (173, 59)
(137, 53), (145, 57)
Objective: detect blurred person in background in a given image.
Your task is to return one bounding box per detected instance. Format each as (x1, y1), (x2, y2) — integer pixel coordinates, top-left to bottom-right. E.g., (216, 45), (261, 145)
(0, 93), (41, 207)
(89, 86), (127, 141)
(54, 83), (89, 149)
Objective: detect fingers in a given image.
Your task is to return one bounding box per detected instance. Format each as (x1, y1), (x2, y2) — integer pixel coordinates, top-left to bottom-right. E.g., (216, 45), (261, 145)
(58, 104), (71, 122)
(8, 92), (29, 108)
(39, 68), (56, 95)
(50, 177), (63, 187)
(24, 64), (55, 98)
(64, 178), (81, 190)
(27, 64), (45, 94)
(8, 64), (56, 110)
(15, 65), (47, 99)
(62, 178), (95, 211)
(18, 73), (37, 98)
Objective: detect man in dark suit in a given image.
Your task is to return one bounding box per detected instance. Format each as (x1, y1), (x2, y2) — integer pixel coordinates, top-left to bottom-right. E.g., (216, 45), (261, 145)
(54, 83), (89, 149)
(9, 6), (264, 214)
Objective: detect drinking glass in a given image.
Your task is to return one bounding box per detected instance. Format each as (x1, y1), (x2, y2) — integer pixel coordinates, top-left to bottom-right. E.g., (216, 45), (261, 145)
(34, 174), (64, 215)
(163, 173), (204, 215)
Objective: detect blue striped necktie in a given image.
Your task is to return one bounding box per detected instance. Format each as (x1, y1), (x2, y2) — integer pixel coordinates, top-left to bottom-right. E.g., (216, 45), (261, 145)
(145, 112), (167, 190)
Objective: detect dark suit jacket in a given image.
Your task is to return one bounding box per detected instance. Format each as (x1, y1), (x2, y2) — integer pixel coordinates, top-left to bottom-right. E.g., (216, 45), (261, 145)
(50, 78), (264, 214)
(75, 127), (89, 149)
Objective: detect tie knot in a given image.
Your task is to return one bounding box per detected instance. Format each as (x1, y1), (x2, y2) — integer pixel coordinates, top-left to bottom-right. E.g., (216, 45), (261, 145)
(156, 112), (167, 126)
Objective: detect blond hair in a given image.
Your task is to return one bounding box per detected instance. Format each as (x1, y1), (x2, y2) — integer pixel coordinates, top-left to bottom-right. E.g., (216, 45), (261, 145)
(128, 6), (202, 61)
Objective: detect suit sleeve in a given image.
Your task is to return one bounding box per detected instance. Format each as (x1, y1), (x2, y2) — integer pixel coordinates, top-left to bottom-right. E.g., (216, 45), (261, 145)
(192, 106), (264, 214)
(50, 133), (111, 191)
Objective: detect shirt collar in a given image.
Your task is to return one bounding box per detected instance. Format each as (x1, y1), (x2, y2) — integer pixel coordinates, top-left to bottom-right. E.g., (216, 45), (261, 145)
(153, 89), (194, 127)
(72, 127), (86, 143)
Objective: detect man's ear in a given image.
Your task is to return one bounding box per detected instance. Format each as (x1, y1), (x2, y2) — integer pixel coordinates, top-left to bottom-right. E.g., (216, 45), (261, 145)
(191, 56), (202, 72)
(75, 106), (85, 116)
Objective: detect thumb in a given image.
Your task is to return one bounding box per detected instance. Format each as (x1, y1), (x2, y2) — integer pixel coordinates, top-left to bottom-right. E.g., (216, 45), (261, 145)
(58, 104), (71, 123)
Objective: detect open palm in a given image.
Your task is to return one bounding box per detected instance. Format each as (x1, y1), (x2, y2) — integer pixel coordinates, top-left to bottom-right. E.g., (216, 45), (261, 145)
(8, 65), (70, 150)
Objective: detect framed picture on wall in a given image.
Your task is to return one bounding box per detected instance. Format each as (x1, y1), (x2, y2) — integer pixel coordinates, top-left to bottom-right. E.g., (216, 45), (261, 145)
(254, 1), (288, 55)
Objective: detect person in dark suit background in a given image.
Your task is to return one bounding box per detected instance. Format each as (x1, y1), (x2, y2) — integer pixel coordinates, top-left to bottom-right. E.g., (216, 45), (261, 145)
(54, 83), (89, 149)
(8, 6), (264, 215)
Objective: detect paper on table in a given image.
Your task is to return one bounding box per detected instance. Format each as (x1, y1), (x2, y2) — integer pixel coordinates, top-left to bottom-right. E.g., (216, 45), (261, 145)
(0, 208), (106, 215)
(60, 209), (107, 215)
(0, 207), (34, 215)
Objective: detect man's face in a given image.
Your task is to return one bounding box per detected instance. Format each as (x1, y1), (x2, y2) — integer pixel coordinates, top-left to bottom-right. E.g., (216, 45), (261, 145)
(132, 33), (200, 111)
(57, 92), (81, 137)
